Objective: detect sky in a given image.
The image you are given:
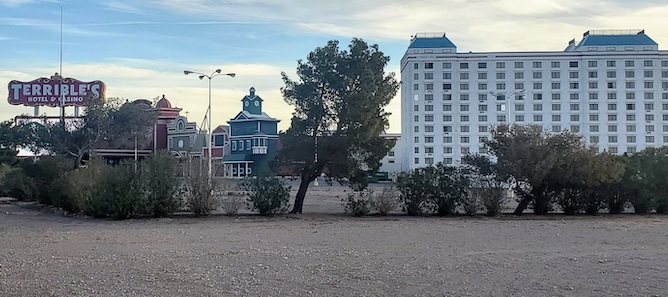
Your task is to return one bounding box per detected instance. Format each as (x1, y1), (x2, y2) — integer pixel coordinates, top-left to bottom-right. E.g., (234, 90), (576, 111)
(1, 0), (667, 133)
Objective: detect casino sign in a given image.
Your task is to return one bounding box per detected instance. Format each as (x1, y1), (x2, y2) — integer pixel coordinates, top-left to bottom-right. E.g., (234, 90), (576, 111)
(7, 75), (106, 107)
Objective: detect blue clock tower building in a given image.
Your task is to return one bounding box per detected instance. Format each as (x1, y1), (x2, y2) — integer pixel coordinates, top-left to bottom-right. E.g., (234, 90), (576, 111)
(222, 87), (280, 177)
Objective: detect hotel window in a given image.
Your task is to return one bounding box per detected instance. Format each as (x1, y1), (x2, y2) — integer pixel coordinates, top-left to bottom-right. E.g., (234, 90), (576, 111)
(414, 126), (419, 132)
(609, 125), (617, 132)
(608, 136), (618, 143)
(607, 104), (617, 110)
(552, 93), (561, 100)
(551, 61), (560, 68)
(552, 125), (561, 132)
(570, 82), (579, 89)
(627, 136), (636, 143)
(414, 84), (419, 90)
(589, 125), (599, 132)
(425, 136), (434, 143)
(590, 136), (599, 143)
(424, 72), (434, 80)
(496, 62), (505, 68)
(588, 61), (597, 67)
(478, 72), (487, 79)
(443, 104), (452, 111)
(443, 136), (452, 143)
(552, 115), (561, 121)
(479, 104), (488, 111)
(569, 61), (578, 68)
(589, 103), (598, 110)
(478, 83), (487, 90)
(460, 83), (469, 90)
(589, 114), (599, 121)
(445, 158), (453, 165)
(646, 136), (655, 143)
(413, 105), (419, 112)
(533, 82), (542, 90)
(414, 137), (419, 143)
(461, 147), (470, 155)
(461, 126), (470, 132)
(414, 158), (419, 164)
(533, 93), (543, 100)
(514, 104), (524, 111)
(625, 60), (634, 67)
(551, 104), (561, 111)
(608, 114), (617, 121)
(570, 125), (580, 132)
(424, 104), (434, 111)
(589, 93), (598, 100)
(607, 61), (616, 67)
(460, 62), (469, 69)
(460, 105), (469, 111)
(643, 60), (653, 67)
(413, 115), (419, 122)
(645, 103), (654, 111)
(425, 83), (434, 91)
(664, 93), (668, 100)
(515, 115), (524, 122)
(551, 71), (560, 79)
(478, 62), (487, 69)
(515, 83), (524, 90)
(425, 62), (434, 69)
(479, 126), (488, 132)
(443, 125), (452, 132)
(607, 93), (617, 100)
(497, 115), (507, 122)
(664, 103), (668, 110)
(588, 82), (598, 89)
(626, 125), (636, 132)
(551, 82), (560, 89)
(646, 114), (654, 121)
(424, 147), (434, 153)
(514, 62), (524, 68)
(442, 72), (452, 79)
(607, 71), (616, 78)
(569, 71), (579, 79)
(644, 70), (653, 78)
(443, 115), (452, 121)
(646, 125), (655, 132)
(425, 94), (434, 100)
(414, 73), (419, 80)
(414, 63), (419, 69)
(644, 81), (653, 89)
(533, 114), (543, 121)
(626, 81), (635, 88)
(570, 114), (579, 121)
(444, 147), (453, 154)
(496, 72), (505, 79)
(461, 136), (470, 143)
(497, 83), (506, 90)
(588, 71), (597, 78)
(645, 92), (655, 101)
(607, 82), (616, 89)
(479, 115), (488, 122)
(425, 158), (434, 165)
(662, 61), (668, 67)
(533, 72), (542, 79)
(515, 72), (524, 79)
(625, 71), (634, 78)
(570, 103), (579, 111)
(496, 104), (504, 111)
(533, 61), (542, 68)
(459, 94), (468, 100)
(626, 92), (635, 100)
(443, 62), (452, 69)
(425, 114), (434, 122)
(443, 83), (452, 90)
(460, 72), (469, 80)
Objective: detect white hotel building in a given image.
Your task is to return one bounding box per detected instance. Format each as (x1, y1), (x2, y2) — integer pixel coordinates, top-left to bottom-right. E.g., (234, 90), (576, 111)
(400, 30), (668, 170)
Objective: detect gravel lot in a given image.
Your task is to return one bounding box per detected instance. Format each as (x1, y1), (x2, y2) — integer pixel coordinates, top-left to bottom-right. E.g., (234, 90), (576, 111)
(1, 190), (668, 297)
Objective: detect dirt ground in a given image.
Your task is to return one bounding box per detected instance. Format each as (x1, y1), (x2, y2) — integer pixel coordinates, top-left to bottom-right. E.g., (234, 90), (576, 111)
(1, 187), (668, 297)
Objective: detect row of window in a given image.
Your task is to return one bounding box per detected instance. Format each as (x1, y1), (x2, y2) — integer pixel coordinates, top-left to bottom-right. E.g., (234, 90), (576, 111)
(416, 70), (668, 81)
(416, 123), (667, 134)
(414, 113), (666, 124)
(416, 81), (668, 92)
(416, 60), (668, 70)
(230, 138), (268, 152)
(415, 102), (668, 115)
(413, 133), (666, 147)
(422, 92), (668, 102)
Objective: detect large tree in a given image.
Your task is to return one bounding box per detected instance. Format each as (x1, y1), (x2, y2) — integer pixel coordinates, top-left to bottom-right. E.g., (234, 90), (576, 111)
(279, 38), (399, 213)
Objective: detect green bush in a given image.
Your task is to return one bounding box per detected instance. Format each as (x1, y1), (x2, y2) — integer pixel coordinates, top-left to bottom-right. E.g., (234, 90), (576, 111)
(1, 168), (37, 201)
(629, 193), (654, 214)
(183, 167), (220, 216)
(143, 151), (181, 217)
(20, 156), (72, 205)
(396, 170), (430, 215)
(342, 190), (371, 217)
(468, 178), (506, 216)
(429, 164), (468, 216)
(239, 176), (290, 216)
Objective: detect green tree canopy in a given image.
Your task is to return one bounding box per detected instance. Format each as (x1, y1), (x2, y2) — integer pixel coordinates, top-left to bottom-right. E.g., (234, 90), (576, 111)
(278, 38), (399, 213)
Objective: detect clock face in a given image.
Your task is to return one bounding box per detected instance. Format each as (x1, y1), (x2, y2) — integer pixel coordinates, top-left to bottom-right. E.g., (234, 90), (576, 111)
(254, 100), (259, 107)
(244, 101), (249, 107)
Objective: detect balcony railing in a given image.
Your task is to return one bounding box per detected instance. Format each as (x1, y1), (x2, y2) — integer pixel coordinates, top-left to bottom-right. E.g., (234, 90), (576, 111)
(252, 146), (268, 155)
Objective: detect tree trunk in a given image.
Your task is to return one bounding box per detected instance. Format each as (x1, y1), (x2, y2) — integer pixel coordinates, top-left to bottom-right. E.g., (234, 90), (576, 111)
(512, 186), (535, 215)
(290, 172), (312, 214)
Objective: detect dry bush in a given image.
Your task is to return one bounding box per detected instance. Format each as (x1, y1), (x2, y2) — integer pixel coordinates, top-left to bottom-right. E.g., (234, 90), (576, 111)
(221, 190), (245, 216)
(370, 185), (399, 215)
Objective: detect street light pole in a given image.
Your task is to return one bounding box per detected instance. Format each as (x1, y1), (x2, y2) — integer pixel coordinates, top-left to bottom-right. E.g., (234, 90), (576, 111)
(490, 90), (525, 126)
(184, 69), (235, 182)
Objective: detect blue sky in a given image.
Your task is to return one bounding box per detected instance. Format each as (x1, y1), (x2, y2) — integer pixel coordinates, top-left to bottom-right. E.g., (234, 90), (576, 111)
(2, 0), (667, 132)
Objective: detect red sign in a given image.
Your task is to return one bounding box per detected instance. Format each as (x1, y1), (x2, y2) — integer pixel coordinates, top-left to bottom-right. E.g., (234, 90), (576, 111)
(7, 76), (106, 107)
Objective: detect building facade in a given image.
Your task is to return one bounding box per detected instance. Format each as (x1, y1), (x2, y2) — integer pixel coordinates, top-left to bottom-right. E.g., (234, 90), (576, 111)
(222, 87), (280, 177)
(401, 30), (668, 170)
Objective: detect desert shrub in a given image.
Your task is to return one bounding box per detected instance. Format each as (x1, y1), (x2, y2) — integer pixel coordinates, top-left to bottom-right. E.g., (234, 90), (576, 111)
(556, 188), (586, 215)
(143, 151), (181, 217)
(429, 164), (468, 216)
(369, 185), (399, 216)
(468, 179), (506, 216)
(1, 168), (37, 201)
(461, 193), (481, 216)
(183, 168), (220, 216)
(238, 176), (291, 216)
(221, 191), (244, 216)
(61, 159), (106, 214)
(629, 194), (654, 214)
(396, 170), (431, 215)
(342, 190), (371, 217)
(20, 156), (72, 205)
(581, 189), (605, 215)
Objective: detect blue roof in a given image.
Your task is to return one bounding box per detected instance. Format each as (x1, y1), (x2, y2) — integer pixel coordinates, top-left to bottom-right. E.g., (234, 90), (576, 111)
(577, 34), (657, 47)
(409, 37), (456, 49)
